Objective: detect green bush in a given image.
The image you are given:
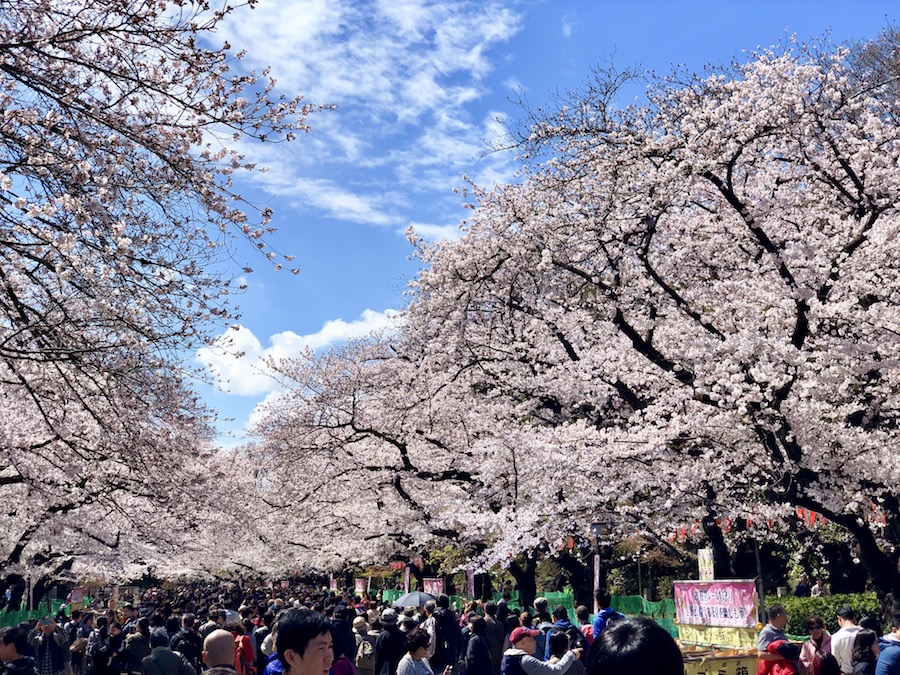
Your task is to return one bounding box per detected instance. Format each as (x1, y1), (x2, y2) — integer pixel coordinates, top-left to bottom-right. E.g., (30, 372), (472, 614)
(764, 593), (880, 636)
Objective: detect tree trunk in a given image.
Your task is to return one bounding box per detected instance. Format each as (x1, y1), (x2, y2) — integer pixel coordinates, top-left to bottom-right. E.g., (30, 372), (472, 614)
(555, 550), (592, 607)
(508, 557), (537, 610)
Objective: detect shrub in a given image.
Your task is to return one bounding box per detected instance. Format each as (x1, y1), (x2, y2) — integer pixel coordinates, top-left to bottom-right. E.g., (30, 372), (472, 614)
(764, 593), (880, 636)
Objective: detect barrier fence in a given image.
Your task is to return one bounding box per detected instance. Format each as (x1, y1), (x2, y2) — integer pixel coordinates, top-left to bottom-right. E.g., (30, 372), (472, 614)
(382, 590), (678, 638)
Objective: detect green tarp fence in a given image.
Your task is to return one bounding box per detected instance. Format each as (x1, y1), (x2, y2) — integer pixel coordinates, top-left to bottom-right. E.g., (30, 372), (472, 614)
(379, 590), (677, 639)
(0, 600), (65, 629)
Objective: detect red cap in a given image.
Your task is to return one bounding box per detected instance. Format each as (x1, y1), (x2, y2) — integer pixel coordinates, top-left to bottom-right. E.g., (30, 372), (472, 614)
(510, 627), (541, 644)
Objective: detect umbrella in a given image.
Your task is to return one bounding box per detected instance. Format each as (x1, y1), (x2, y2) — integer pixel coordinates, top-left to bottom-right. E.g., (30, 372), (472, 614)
(391, 591), (435, 608)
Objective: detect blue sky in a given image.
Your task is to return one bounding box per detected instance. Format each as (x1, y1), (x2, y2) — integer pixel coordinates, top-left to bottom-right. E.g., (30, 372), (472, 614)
(195, 1), (898, 445)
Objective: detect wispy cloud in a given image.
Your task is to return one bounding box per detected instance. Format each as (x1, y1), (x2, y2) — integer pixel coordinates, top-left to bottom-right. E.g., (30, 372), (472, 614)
(196, 309), (402, 396)
(216, 0), (526, 234)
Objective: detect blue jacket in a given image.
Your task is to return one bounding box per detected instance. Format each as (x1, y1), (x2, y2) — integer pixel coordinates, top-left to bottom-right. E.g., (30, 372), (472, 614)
(590, 608), (624, 641)
(876, 638), (900, 675)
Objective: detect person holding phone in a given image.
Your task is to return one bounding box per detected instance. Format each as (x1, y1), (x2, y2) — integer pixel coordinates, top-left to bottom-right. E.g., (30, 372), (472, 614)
(28, 617), (70, 675)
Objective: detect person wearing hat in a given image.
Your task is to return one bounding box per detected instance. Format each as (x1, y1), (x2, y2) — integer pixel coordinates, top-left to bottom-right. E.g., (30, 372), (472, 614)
(374, 609), (406, 675)
(500, 627), (580, 675)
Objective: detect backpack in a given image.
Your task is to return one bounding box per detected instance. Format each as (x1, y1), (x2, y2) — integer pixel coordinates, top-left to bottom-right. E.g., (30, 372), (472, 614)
(547, 625), (586, 660)
(355, 634), (376, 672)
(534, 625), (553, 663)
(235, 634), (256, 675)
(432, 610), (458, 669)
(171, 630), (201, 672)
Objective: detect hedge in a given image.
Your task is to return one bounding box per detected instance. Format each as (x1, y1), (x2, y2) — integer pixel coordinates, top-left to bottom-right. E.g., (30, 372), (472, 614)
(764, 593), (880, 636)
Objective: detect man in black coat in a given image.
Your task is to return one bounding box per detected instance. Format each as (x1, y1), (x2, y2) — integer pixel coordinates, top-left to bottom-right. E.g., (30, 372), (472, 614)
(373, 609), (405, 675)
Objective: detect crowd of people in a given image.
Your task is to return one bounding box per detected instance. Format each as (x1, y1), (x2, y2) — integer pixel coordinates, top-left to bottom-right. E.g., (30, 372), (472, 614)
(2, 581), (899, 675)
(0, 584), (683, 675)
(758, 603), (900, 675)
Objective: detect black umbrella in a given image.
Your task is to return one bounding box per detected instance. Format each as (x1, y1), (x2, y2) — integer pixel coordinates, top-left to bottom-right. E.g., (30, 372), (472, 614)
(391, 591), (435, 608)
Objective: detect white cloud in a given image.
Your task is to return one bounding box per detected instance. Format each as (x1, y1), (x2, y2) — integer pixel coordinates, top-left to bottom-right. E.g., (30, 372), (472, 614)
(407, 221), (463, 241)
(196, 309), (402, 396)
(212, 1), (526, 230)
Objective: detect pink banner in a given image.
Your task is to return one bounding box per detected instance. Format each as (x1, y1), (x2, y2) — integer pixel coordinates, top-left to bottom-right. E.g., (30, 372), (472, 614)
(354, 578), (366, 594)
(423, 578), (443, 597)
(404, 567), (410, 594)
(329, 578), (338, 592)
(674, 581), (758, 628)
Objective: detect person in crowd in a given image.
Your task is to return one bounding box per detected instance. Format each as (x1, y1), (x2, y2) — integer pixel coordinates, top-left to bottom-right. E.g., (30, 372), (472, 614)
(275, 609), (333, 675)
(877, 614), (900, 675)
(800, 615), (835, 675)
(543, 607), (582, 662)
(428, 597), (458, 675)
(496, 595), (510, 627)
(590, 591), (623, 642)
(29, 617), (70, 675)
(120, 606), (138, 636)
(546, 631), (583, 675)
(500, 627), (579, 675)
(501, 617), (520, 653)
(860, 619), (882, 637)
(200, 612), (228, 642)
(482, 603), (505, 675)
(355, 618), (380, 675)
(230, 622), (256, 675)
(850, 630), (878, 675)
(396, 630), (442, 675)
(833, 607), (863, 674)
(531, 601), (550, 628)
(71, 614), (93, 675)
(124, 618), (152, 675)
(420, 603), (437, 662)
(757, 605), (799, 675)
(328, 625), (355, 675)
(141, 630), (195, 675)
(458, 613), (478, 669)
(352, 618), (369, 647)
(794, 575), (812, 598)
(585, 617), (682, 675)
(0, 627), (37, 675)
(171, 614), (203, 674)
(464, 618), (491, 675)
(574, 607), (592, 648)
(812, 579), (831, 598)
(253, 614), (275, 675)
(203, 629), (237, 670)
(374, 609), (406, 675)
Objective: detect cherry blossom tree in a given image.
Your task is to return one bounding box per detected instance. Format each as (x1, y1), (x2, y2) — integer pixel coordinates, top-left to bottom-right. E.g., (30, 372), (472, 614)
(407, 40), (900, 595)
(0, 0), (322, 591)
(254, 39), (900, 601)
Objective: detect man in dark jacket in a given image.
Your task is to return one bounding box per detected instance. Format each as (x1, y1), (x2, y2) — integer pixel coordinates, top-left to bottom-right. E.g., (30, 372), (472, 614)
(170, 615), (203, 674)
(0, 627), (37, 675)
(430, 597), (458, 675)
(141, 630), (195, 675)
(482, 603), (505, 675)
(372, 610), (404, 675)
